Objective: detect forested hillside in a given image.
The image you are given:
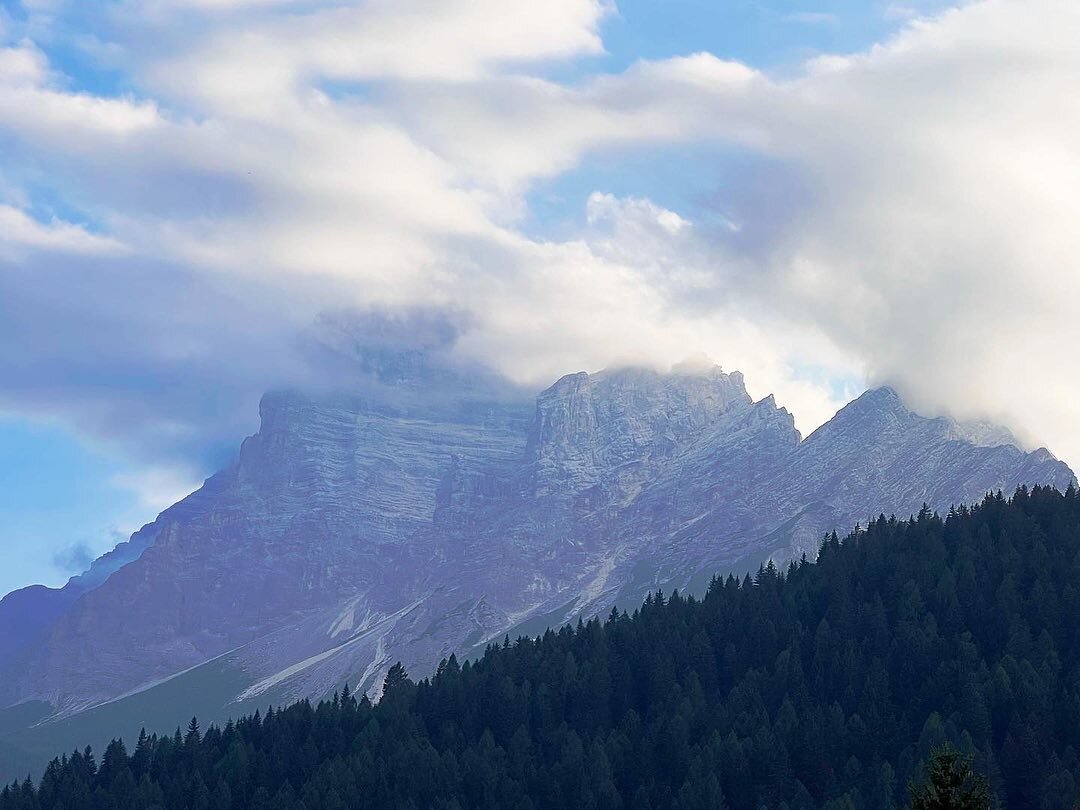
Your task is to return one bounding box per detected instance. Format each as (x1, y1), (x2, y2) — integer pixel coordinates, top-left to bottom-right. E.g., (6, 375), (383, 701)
(4, 486), (1080, 808)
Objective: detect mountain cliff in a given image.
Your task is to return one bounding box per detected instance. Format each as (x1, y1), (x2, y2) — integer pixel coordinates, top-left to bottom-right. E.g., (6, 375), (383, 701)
(0, 358), (1073, 762)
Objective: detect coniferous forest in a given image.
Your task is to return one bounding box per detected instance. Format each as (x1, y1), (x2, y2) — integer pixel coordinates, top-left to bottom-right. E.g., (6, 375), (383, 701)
(4, 486), (1080, 809)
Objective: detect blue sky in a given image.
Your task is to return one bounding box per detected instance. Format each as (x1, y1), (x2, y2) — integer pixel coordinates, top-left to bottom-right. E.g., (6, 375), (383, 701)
(0, 418), (141, 592)
(599, 0), (937, 69)
(1, 0), (1076, 596)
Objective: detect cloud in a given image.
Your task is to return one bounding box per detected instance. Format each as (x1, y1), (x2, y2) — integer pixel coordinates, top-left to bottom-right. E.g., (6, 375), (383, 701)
(0, 204), (128, 255)
(734, 0), (1080, 458)
(1, 0), (1079, 507)
(0, 44), (160, 139)
(51, 541), (97, 575)
(0, 247), (319, 468)
(143, 0), (611, 114)
(109, 466), (201, 513)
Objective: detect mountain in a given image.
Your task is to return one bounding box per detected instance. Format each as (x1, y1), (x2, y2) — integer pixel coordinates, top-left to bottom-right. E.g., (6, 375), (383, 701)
(0, 353), (1073, 778)
(7, 487), (1080, 808)
(0, 522), (162, 668)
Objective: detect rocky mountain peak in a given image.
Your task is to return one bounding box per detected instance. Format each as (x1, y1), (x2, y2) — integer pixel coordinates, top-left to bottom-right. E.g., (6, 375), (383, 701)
(747, 394), (800, 440)
(800, 385), (915, 447)
(837, 384), (908, 418)
(524, 365), (753, 491)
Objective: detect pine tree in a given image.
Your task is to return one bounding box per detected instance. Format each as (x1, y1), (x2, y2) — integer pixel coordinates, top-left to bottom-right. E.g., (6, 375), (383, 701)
(185, 716), (201, 746)
(909, 746), (992, 810)
(382, 662), (410, 697)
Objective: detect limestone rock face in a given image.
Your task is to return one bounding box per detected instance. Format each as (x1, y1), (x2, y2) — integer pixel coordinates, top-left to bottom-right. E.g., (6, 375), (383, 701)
(1, 362), (1073, 721)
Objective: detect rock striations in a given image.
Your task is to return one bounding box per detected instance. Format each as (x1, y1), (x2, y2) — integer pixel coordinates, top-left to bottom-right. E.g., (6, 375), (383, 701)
(0, 358), (1073, 745)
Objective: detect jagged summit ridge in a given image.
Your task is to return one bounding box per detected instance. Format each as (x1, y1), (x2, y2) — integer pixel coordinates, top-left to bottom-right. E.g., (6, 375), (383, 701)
(0, 361), (1073, 740)
(525, 365), (752, 495)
